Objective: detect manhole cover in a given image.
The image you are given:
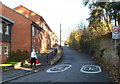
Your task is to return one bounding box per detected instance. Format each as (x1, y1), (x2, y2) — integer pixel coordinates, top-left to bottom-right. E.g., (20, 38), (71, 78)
(80, 65), (102, 73)
(46, 64), (72, 73)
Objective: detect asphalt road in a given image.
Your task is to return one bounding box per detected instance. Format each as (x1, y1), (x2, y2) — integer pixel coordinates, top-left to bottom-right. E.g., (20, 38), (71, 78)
(10, 47), (112, 83)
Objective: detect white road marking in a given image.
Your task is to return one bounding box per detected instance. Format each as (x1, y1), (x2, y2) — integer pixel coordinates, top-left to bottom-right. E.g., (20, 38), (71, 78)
(80, 65), (102, 74)
(46, 64), (72, 73)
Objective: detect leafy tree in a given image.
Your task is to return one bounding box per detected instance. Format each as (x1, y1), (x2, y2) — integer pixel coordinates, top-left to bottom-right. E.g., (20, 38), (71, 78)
(84, 1), (120, 26)
(109, 2), (120, 26)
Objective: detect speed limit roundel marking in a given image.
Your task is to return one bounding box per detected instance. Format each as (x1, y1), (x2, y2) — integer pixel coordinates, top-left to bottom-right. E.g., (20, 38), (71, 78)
(113, 28), (119, 34)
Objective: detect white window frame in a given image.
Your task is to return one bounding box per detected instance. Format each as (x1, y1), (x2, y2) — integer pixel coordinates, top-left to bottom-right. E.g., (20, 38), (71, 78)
(0, 46), (2, 55)
(32, 26), (34, 36)
(4, 46), (8, 55)
(5, 25), (9, 35)
(0, 22), (2, 33)
(36, 48), (38, 54)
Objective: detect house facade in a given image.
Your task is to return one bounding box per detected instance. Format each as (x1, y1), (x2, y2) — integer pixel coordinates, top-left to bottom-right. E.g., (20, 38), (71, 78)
(1, 4), (43, 63)
(0, 15), (14, 63)
(1, 4), (58, 63)
(14, 5), (58, 50)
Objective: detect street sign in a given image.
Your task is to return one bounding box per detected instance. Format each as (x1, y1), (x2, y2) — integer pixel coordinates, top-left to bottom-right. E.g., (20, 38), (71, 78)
(112, 26), (120, 39)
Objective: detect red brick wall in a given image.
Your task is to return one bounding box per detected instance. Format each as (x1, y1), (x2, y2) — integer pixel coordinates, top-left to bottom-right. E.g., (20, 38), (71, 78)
(2, 5), (32, 55)
(32, 27), (42, 54)
(14, 6), (52, 50)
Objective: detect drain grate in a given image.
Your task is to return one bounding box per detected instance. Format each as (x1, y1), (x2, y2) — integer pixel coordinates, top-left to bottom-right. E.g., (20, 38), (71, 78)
(80, 65), (102, 74)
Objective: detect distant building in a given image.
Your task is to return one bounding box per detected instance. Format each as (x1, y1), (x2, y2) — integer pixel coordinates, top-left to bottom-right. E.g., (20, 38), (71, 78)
(51, 32), (58, 47)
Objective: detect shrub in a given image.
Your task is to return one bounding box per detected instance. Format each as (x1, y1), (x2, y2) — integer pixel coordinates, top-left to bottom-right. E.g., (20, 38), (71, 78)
(100, 49), (106, 58)
(6, 50), (29, 63)
(22, 50), (29, 59)
(117, 44), (120, 60)
(6, 51), (16, 63)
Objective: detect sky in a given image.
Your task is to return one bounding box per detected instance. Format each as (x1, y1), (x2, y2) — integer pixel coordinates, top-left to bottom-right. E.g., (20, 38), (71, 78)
(1, 0), (90, 42)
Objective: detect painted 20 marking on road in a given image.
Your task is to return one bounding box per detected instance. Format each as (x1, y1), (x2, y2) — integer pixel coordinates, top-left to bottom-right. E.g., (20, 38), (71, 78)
(80, 65), (102, 74)
(46, 64), (102, 74)
(46, 64), (72, 73)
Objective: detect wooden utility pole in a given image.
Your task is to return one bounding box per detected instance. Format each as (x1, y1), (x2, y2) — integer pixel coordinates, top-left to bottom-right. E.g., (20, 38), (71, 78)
(60, 23), (61, 47)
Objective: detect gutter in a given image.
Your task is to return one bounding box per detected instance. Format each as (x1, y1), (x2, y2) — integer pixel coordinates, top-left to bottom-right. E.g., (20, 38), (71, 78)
(0, 14), (14, 24)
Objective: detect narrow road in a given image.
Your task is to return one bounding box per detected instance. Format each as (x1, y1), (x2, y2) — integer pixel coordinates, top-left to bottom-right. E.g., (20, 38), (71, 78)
(10, 47), (112, 83)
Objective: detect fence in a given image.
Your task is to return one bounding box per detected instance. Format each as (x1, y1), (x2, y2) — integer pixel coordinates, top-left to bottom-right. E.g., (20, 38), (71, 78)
(2, 47), (61, 71)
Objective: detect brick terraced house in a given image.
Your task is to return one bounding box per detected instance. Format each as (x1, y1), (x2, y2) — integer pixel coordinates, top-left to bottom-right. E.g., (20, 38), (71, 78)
(1, 4), (58, 63)
(1, 4), (44, 63)
(14, 5), (58, 51)
(0, 15), (14, 63)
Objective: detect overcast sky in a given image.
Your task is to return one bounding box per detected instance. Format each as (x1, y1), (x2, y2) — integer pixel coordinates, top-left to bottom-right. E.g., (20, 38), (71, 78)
(1, 0), (90, 42)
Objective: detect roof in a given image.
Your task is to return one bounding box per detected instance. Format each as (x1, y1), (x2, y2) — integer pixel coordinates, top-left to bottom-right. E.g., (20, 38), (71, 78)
(2, 4), (33, 22)
(32, 21), (44, 31)
(14, 5), (53, 32)
(14, 5), (42, 18)
(2, 4), (44, 31)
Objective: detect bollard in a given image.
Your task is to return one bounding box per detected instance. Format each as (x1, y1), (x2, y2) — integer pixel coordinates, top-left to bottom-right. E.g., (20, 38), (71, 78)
(51, 51), (53, 59)
(54, 48), (57, 55)
(53, 51), (55, 56)
(46, 53), (49, 63)
(49, 52), (51, 59)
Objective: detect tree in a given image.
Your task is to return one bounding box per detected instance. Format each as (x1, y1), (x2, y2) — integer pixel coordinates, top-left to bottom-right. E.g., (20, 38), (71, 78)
(109, 2), (120, 26)
(84, 1), (120, 26)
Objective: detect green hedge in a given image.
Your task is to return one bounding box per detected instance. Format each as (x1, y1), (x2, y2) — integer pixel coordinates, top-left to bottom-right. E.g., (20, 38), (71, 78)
(80, 33), (111, 55)
(6, 50), (29, 63)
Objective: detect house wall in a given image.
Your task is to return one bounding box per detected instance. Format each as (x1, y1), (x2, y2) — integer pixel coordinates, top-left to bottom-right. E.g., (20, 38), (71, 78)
(0, 19), (12, 42)
(14, 6), (53, 50)
(32, 26), (42, 53)
(0, 20), (13, 63)
(2, 5), (32, 55)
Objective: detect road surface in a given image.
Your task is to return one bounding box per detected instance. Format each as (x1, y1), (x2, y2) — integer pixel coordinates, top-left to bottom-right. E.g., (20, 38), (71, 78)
(10, 47), (112, 83)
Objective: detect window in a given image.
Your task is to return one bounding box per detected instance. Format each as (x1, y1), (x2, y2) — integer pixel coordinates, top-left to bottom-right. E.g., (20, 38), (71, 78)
(41, 23), (44, 28)
(36, 48), (38, 53)
(32, 46), (34, 49)
(0, 23), (2, 33)
(36, 30), (38, 37)
(5, 25), (9, 35)
(43, 24), (46, 29)
(40, 32), (42, 39)
(32, 26), (34, 36)
(41, 23), (43, 28)
(43, 24), (45, 29)
(40, 22), (42, 28)
(0, 46), (2, 55)
(2, 22), (6, 33)
(4, 46), (8, 54)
